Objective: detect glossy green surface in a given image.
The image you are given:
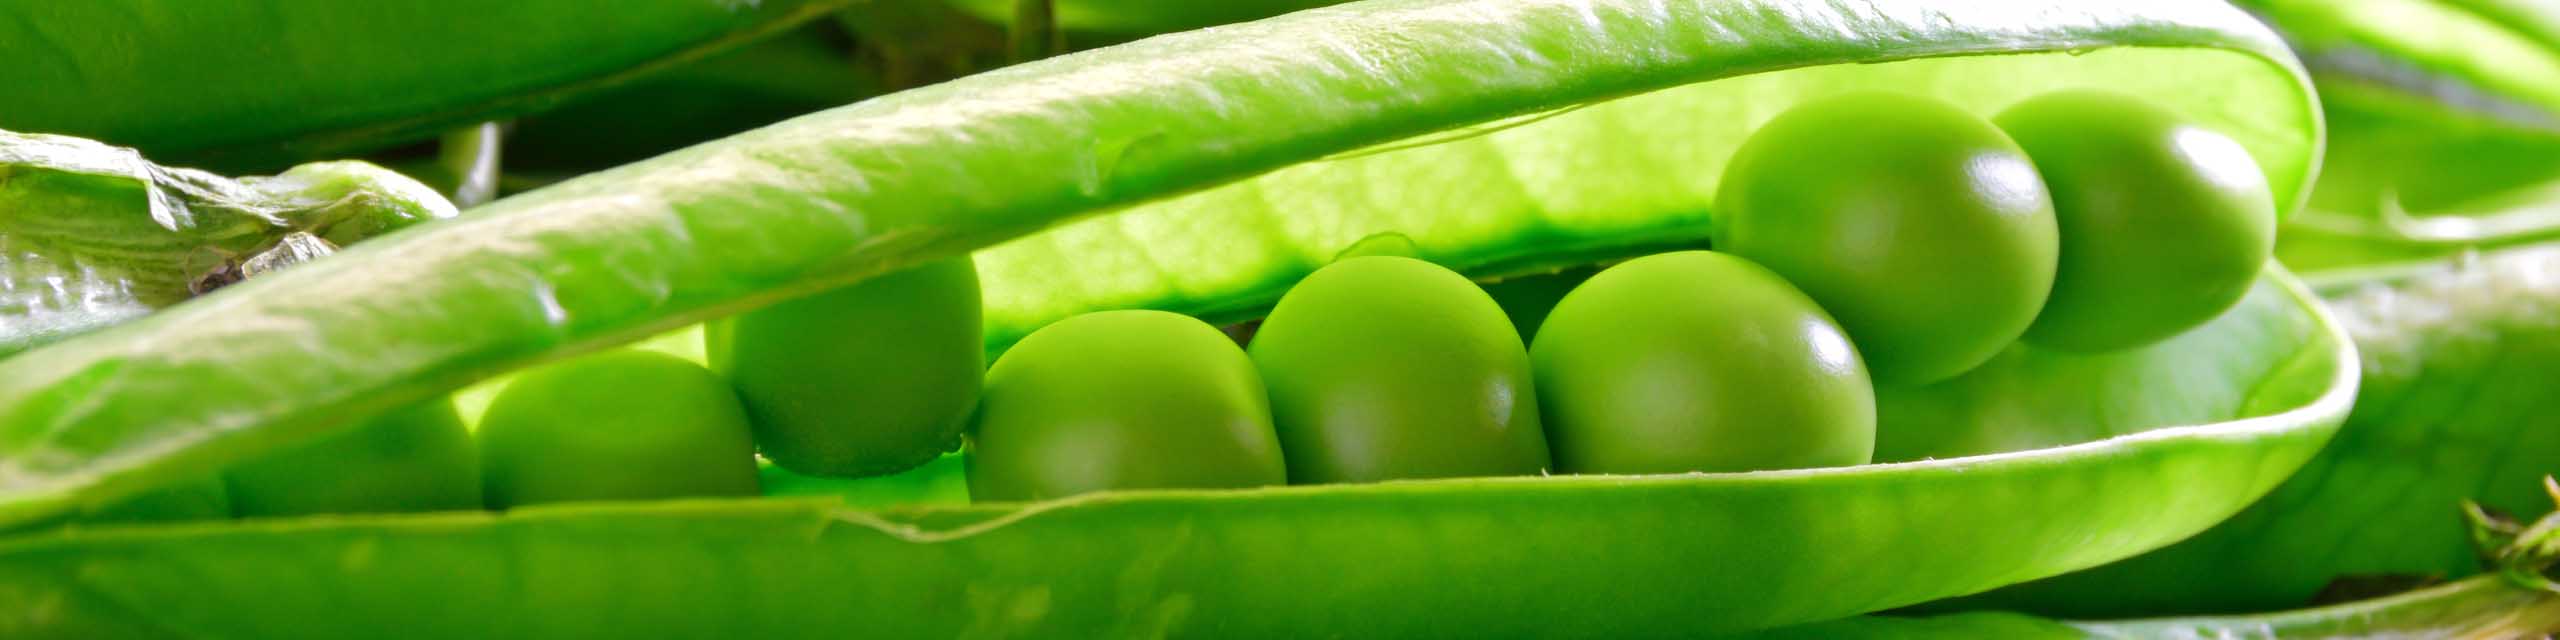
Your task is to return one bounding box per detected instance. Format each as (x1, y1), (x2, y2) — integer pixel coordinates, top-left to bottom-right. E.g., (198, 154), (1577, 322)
(1249, 256), (1547, 483)
(0, 0), (853, 170)
(1970, 243), (2560, 617)
(2243, 0), (2560, 274)
(1531, 251), (1872, 474)
(1713, 93), (2057, 385)
(477, 351), (759, 508)
(0, 130), (454, 357)
(0, 0), (2324, 529)
(968, 310), (1285, 501)
(708, 258), (984, 478)
(222, 399), (478, 518)
(1998, 90), (2277, 352)
(0, 270), (2353, 637)
(0, 1), (2350, 634)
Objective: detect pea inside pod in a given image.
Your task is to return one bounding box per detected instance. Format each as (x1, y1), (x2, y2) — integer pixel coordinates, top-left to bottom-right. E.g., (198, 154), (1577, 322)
(1248, 255), (1550, 483)
(1995, 89), (2277, 352)
(1532, 251), (1876, 474)
(477, 350), (761, 508)
(1714, 92), (2059, 386)
(708, 257), (985, 478)
(967, 309), (1287, 501)
(223, 398), (480, 518)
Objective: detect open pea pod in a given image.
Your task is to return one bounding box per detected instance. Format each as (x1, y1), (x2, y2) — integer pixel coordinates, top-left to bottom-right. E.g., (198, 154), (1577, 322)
(0, 0), (853, 171)
(2243, 0), (2560, 274)
(0, 0), (2345, 635)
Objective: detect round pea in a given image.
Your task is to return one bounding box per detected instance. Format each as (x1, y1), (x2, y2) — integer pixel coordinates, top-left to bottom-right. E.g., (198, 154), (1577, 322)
(1714, 92), (2058, 385)
(1530, 251), (1874, 474)
(224, 398), (480, 517)
(478, 350), (760, 508)
(1248, 256), (1549, 483)
(1996, 90), (2276, 352)
(967, 310), (1286, 502)
(709, 257), (984, 478)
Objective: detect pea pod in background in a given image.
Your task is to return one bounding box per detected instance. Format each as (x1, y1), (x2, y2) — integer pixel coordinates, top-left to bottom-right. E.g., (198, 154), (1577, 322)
(2241, 0), (2560, 274)
(0, 130), (455, 358)
(0, 0), (2343, 636)
(0, 0), (855, 173)
(1960, 241), (2560, 618)
(1754, 478), (2560, 639)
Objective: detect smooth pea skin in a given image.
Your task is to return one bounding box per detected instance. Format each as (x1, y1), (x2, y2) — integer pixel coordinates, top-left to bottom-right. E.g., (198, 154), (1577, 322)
(709, 258), (984, 478)
(1248, 256), (1549, 483)
(1530, 251), (1874, 473)
(1997, 90), (2276, 352)
(224, 398), (480, 517)
(968, 310), (1286, 501)
(1715, 92), (2058, 385)
(479, 350), (760, 508)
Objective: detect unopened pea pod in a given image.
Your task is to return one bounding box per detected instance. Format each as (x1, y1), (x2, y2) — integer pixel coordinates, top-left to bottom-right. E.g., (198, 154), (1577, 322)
(0, 0), (2343, 635)
(0, 0), (855, 171)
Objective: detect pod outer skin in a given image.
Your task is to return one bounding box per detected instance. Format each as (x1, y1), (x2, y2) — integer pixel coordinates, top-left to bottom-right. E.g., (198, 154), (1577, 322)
(0, 0), (855, 170)
(0, 0), (2341, 635)
(223, 398), (480, 518)
(0, 0), (2321, 530)
(708, 257), (984, 479)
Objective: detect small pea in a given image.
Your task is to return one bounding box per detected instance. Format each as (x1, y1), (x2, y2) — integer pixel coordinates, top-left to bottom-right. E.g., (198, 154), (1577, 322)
(1715, 92), (2058, 385)
(709, 257), (984, 478)
(967, 310), (1286, 502)
(1530, 251), (1875, 474)
(1249, 256), (1549, 483)
(478, 350), (760, 509)
(224, 398), (480, 517)
(79, 476), (230, 524)
(1996, 89), (2276, 352)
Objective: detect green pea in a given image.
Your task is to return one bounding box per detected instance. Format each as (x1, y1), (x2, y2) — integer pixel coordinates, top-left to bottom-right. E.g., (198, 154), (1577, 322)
(708, 258), (984, 478)
(224, 398), (480, 517)
(478, 350), (760, 509)
(1996, 89), (2277, 352)
(1530, 251), (1874, 474)
(967, 310), (1286, 501)
(1248, 256), (1549, 483)
(78, 476), (229, 524)
(1714, 92), (2058, 385)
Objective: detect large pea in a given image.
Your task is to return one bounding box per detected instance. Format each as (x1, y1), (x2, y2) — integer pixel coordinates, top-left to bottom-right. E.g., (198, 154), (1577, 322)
(1530, 251), (1874, 474)
(708, 257), (984, 478)
(224, 398), (480, 517)
(967, 310), (1286, 502)
(478, 350), (760, 508)
(1996, 90), (2276, 352)
(1714, 92), (2057, 385)
(1248, 256), (1548, 483)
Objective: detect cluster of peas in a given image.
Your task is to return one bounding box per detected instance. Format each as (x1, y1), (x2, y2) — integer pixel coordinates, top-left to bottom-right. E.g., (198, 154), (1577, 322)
(207, 87), (2276, 518)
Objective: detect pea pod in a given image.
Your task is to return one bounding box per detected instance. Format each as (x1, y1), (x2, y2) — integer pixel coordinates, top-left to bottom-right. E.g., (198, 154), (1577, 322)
(0, 0), (2342, 635)
(1957, 241), (2560, 617)
(2245, 0), (2560, 273)
(1757, 483), (2560, 638)
(0, 130), (455, 357)
(0, 0), (853, 171)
